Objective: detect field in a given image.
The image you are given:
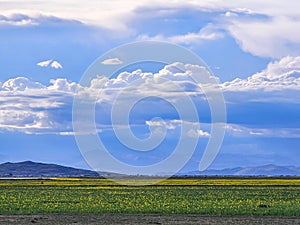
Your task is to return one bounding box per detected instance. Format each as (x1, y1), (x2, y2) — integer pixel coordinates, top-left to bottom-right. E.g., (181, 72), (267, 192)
(0, 178), (300, 224)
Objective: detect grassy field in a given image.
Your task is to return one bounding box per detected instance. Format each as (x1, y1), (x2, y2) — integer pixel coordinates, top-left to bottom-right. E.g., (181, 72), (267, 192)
(0, 178), (300, 216)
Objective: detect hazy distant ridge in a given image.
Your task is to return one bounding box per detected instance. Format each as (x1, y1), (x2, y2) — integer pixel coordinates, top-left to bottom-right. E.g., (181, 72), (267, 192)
(184, 164), (300, 176)
(0, 161), (300, 177)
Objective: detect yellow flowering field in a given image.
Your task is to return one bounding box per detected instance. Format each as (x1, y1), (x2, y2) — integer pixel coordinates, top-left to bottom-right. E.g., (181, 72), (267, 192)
(0, 178), (299, 215)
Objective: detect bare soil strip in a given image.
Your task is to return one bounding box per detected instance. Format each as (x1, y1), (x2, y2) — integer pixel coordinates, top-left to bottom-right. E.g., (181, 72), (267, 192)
(1, 214), (300, 225)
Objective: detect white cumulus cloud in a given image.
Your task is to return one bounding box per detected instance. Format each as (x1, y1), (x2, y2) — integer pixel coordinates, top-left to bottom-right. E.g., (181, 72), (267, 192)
(225, 15), (300, 58)
(1, 77), (45, 91)
(37, 59), (63, 69)
(188, 129), (210, 138)
(222, 56), (300, 91)
(101, 58), (123, 65)
(37, 59), (52, 67)
(51, 61), (63, 69)
(0, 77), (79, 134)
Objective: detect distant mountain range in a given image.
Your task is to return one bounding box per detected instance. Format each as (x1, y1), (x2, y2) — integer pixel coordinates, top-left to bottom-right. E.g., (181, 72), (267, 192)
(0, 161), (300, 177)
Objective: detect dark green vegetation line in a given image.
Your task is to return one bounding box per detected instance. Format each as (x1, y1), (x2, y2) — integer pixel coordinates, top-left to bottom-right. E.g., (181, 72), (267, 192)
(0, 178), (299, 216)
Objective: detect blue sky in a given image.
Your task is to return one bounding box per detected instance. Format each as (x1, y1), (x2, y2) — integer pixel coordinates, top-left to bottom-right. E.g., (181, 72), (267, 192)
(0, 0), (300, 173)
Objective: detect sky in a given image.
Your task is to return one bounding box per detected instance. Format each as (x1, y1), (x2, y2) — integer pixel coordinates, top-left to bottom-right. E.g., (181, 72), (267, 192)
(0, 0), (299, 174)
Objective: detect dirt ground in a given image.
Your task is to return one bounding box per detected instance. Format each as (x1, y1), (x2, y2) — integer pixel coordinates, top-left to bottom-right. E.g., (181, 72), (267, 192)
(1, 214), (300, 225)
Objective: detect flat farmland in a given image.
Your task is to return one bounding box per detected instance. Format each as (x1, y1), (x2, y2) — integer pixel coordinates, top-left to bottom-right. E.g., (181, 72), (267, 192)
(0, 178), (300, 224)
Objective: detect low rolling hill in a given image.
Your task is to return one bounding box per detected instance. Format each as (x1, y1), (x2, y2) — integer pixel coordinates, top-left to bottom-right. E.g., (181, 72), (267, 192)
(0, 161), (100, 177)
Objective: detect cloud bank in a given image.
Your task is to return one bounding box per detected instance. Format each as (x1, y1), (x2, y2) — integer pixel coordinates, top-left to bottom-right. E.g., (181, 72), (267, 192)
(0, 57), (299, 136)
(1, 1), (300, 58)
